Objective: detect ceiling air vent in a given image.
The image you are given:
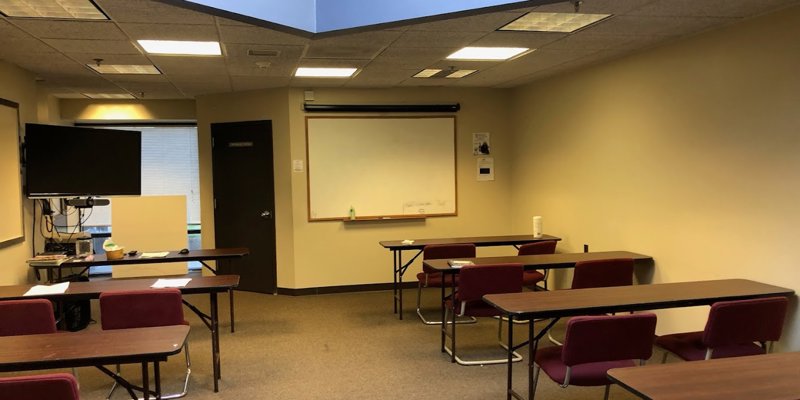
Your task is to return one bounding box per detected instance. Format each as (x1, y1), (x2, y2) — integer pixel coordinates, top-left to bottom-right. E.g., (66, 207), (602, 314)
(248, 49), (280, 57)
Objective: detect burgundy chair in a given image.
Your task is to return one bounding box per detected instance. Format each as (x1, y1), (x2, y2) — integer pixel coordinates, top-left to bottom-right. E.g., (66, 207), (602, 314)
(517, 241), (558, 290)
(533, 313), (657, 400)
(548, 258), (635, 345)
(416, 243), (476, 325)
(656, 296), (788, 362)
(0, 373), (80, 400)
(443, 263), (524, 365)
(570, 258), (634, 290)
(99, 288), (190, 399)
(0, 299), (56, 336)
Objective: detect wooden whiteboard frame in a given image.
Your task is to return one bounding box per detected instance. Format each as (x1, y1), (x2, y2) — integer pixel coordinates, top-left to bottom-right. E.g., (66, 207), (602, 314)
(0, 98), (24, 246)
(306, 115), (458, 222)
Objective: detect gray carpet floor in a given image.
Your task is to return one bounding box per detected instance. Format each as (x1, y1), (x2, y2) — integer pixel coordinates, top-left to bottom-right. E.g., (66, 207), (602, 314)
(9, 290), (654, 399)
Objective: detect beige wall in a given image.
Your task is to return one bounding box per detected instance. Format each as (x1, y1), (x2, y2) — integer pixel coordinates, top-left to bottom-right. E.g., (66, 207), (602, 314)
(60, 99), (196, 122)
(196, 87), (515, 289)
(287, 88), (514, 288)
(0, 61), (44, 284)
(510, 7), (800, 349)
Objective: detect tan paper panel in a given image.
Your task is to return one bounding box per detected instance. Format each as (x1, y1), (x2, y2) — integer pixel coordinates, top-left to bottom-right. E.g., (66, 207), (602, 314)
(110, 195), (188, 278)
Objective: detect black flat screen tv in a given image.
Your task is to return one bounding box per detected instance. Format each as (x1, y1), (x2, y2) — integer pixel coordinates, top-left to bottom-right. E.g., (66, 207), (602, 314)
(24, 123), (141, 198)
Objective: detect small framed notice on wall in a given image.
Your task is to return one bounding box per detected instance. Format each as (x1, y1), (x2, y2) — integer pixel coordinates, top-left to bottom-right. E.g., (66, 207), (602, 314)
(477, 157), (494, 181)
(0, 98), (23, 246)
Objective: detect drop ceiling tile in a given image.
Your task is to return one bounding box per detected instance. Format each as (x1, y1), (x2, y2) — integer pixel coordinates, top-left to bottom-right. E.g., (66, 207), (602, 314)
(296, 59), (369, 69)
(227, 61), (296, 77)
(541, 33), (647, 50)
(67, 53), (152, 65)
(103, 74), (169, 83)
(41, 39), (141, 55)
(117, 23), (220, 41)
(407, 10), (527, 32)
(218, 25), (309, 45)
(96, 0), (215, 24)
(230, 76), (292, 91)
(391, 30), (486, 48)
(584, 15), (736, 37)
(0, 38), (57, 54)
(370, 47), (454, 68)
(113, 81), (182, 98)
(304, 31), (401, 59)
(288, 77), (348, 88)
(471, 31), (566, 48)
(532, 0), (657, 15)
(626, 0), (800, 18)
(11, 20), (126, 40)
(224, 43), (305, 59)
(151, 56), (228, 75)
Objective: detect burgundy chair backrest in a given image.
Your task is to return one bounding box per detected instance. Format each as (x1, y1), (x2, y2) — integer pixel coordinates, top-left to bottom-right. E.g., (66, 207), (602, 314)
(422, 244), (476, 273)
(457, 263), (523, 303)
(100, 288), (185, 330)
(0, 373), (80, 400)
(562, 313), (657, 366)
(703, 296), (788, 348)
(0, 299), (56, 336)
(570, 258), (634, 290)
(517, 241), (557, 256)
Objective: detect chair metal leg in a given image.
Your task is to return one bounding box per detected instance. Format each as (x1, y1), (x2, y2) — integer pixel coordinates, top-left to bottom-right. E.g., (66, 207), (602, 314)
(106, 364), (121, 399)
(531, 364), (541, 400)
(661, 351), (669, 364)
(416, 282), (476, 325)
(604, 384), (611, 400)
(106, 342), (191, 400)
(443, 314), (523, 366)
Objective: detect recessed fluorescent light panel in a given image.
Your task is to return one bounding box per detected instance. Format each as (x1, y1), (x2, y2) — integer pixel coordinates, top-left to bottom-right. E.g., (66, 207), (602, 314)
(499, 12), (612, 33)
(295, 67), (357, 78)
(88, 64), (161, 74)
(413, 69), (477, 79)
(137, 40), (222, 56)
(0, 0), (106, 19)
(446, 47), (529, 61)
(413, 69), (441, 78)
(82, 93), (136, 99)
(446, 69), (476, 78)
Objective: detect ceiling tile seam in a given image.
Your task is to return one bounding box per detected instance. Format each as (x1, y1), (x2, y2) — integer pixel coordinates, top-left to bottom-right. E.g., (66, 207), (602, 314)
(107, 13), (174, 98)
(212, 16), (235, 96)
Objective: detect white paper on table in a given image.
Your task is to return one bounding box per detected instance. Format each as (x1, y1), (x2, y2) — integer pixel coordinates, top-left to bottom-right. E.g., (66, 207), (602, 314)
(151, 278), (192, 288)
(24, 282), (69, 296)
(140, 252), (170, 258)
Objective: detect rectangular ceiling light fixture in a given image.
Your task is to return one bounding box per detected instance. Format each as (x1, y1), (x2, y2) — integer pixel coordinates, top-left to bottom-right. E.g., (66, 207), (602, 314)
(413, 69), (441, 78)
(82, 93), (136, 99)
(499, 12), (612, 33)
(295, 67), (357, 78)
(88, 64), (161, 74)
(446, 47), (529, 61)
(445, 69), (476, 78)
(413, 69), (476, 79)
(138, 40), (222, 56)
(0, 0), (107, 19)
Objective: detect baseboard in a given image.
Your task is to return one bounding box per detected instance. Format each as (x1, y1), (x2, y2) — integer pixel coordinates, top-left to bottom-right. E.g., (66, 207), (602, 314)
(276, 281), (417, 296)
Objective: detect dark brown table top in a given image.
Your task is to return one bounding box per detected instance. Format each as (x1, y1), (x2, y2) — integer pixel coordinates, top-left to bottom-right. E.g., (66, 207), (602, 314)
(379, 234), (561, 250)
(608, 352), (800, 400)
(423, 251), (652, 272)
(483, 279), (794, 319)
(0, 274), (240, 301)
(0, 325), (189, 372)
(53, 247), (249, 268)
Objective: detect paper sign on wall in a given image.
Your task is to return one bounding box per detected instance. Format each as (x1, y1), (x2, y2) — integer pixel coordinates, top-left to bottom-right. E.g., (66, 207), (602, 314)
(473, 132), (491, 155)
(477, 157), (494, 181)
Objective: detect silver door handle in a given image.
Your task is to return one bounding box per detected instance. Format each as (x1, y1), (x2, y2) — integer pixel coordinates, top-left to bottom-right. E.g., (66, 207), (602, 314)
(260, 210), (271, 218)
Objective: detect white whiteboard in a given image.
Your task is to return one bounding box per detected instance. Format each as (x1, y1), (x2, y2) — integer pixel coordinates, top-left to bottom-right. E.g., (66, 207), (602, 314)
(306, 116), (457, 221)
(0, 99), (23, 245)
